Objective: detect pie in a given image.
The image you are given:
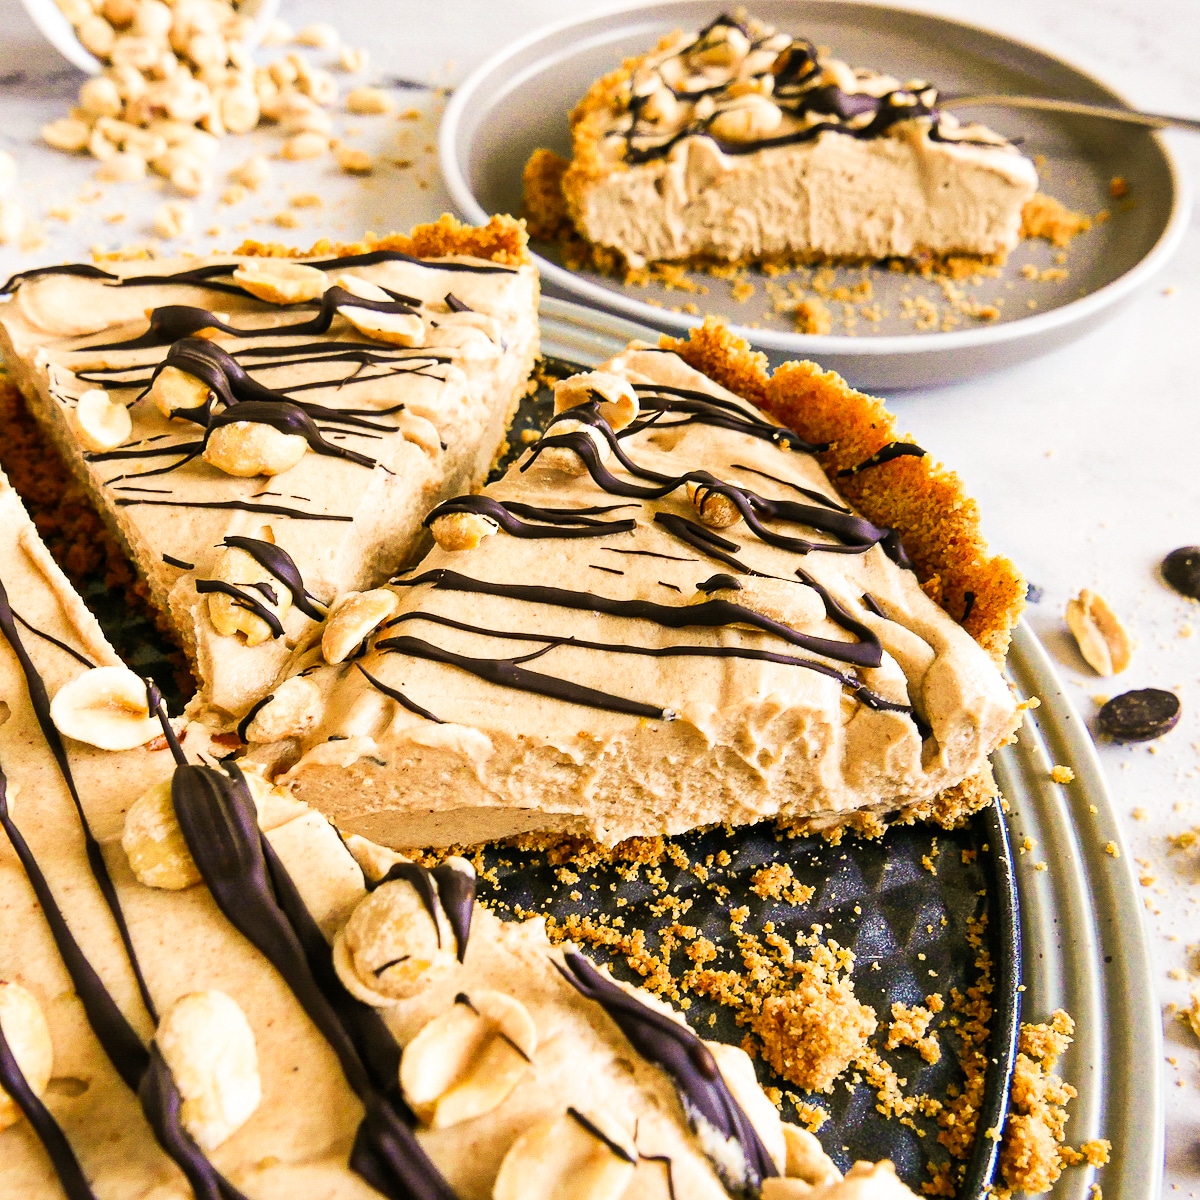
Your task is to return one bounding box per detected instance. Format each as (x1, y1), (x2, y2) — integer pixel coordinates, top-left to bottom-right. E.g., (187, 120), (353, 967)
(0, 458), (925, 1198)
(256, 320), (1024, 849)
(0, 214), (541, 725)
(524, 11), (1039, 271)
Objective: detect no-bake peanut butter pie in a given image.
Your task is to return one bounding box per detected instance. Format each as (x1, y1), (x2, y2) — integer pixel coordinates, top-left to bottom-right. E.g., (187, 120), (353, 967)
(252, 321), (1023, 849)
(0, 215), (540, 726)
(524, 11), (1039, 272)
(0, 462), (927, 1199)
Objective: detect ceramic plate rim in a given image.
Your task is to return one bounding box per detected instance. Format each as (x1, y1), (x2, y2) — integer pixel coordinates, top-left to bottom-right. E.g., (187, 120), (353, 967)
(442, 0), (1191, 361)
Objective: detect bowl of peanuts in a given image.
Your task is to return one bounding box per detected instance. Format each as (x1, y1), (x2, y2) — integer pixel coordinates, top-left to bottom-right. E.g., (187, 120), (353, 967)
(22, 0), (281, 76)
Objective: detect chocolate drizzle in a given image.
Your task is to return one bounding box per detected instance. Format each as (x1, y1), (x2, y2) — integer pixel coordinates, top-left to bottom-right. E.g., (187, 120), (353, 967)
(381, 610), (912, 718)
(391, 568), (882, 669)
(0, 650), (250, 1197)
(221, 535), (327, 620)
(358, 663), (445, 724)
(557, 950), (778, 1194)
(425, 495), (638, 539)
(0, 1015), (97, 1200)
(115, 497), (353, 522)
(10, 607), (95, 668)
(91, 284), (424, 353)
(615, 14), (1003, 165)
(168, 759), (459, 1200)
(375, 633), (671, 720)
(0, 573), (158, 1022)
(195, 579), (285, 638)
(836, 441), (926, 477)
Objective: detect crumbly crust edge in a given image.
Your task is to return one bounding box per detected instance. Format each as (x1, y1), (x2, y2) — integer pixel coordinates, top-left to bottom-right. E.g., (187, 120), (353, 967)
(232, 211), (533, 268)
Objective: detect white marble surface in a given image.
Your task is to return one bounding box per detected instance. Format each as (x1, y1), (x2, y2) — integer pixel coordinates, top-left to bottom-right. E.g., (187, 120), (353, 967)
(0, 0), (1197, 1194)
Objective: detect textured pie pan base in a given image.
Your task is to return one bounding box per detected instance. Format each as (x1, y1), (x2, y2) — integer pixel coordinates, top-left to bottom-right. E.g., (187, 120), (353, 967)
(441, 0), (1189, 390)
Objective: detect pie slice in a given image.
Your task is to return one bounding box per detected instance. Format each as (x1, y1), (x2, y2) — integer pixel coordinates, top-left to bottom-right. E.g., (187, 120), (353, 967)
(0, 464), (915, 1200)
(0, 215), (540, 724)
(253, 320), (1024, 848)
(524, 11), (1038, 271)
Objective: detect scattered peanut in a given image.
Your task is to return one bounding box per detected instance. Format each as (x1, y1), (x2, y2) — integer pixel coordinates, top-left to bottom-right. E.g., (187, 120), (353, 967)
(709, 94), (784, 142)
(242, 676), (324, 743)
(1066, 589), (1132, 676)
(122, 777), (201, 890)
(294, 21), (339, 49)
(346, 86), (394, 115)
(281, 130), (328, 160)
(41, 117), (91, 153)
(335, 144), (373, 175)
(153, 199), (192, 239)
(536, 418), (609, 476)
(687, 480), (742, 528)
(149, 363), (210, 418)
(230, 153), (270, 190)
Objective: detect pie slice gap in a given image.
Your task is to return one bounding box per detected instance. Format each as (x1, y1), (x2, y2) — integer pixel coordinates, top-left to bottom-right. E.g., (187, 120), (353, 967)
(253, 319), (1025, 849)
(0, 214), (541, 725)
(524, 10), (1038, 272)
(0, 462), (918, 1200)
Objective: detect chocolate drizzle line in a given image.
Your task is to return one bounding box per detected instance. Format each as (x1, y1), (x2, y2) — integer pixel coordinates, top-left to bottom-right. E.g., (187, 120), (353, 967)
(90, 284), (426, 353)
(115, 497), (353, 522)
(375, 634), (669, 720)
(368, 860), (475, 964)
(357, 663), (445, 724)
(616, 14), (1000, 165)
(382, 611), (912, 717)
(235, 691), (274, 742)
(836, 441), (926, 477)
(0, 573), (158, 1022)
(0, 713), (249, 1193)
(0, 1015), (97, 1200)
(162, 553), (195, 570)
(222, 536), (327, 620)
(0, 768), (149, 1090)
(10, 607), (95, 668)
(566, 1106), (636, 1164)
(196, 579), (284, 638)
(392, 567), (882, 668)
(557, 950), (778, 1194)
(424, 495), (638, 540)
(167, 758), (459, 1200)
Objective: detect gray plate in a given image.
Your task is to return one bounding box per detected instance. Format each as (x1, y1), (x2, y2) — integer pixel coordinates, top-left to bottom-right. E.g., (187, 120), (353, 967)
(441, 1), (1190, 390)
(540, 295), (1163, 1198)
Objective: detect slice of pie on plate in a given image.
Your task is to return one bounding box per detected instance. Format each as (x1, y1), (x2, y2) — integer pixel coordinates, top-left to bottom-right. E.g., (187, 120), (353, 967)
(525, 10), (1038, 272)
(0, 463), (914, 1200)
(252, 320), (1025, 849)
(0, 214), (540, 725)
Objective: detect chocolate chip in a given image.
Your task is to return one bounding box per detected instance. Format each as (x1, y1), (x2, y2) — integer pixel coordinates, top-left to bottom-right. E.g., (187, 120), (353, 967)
(1097, 689), (1180, 742)
(1162, 547), (1200, 600)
